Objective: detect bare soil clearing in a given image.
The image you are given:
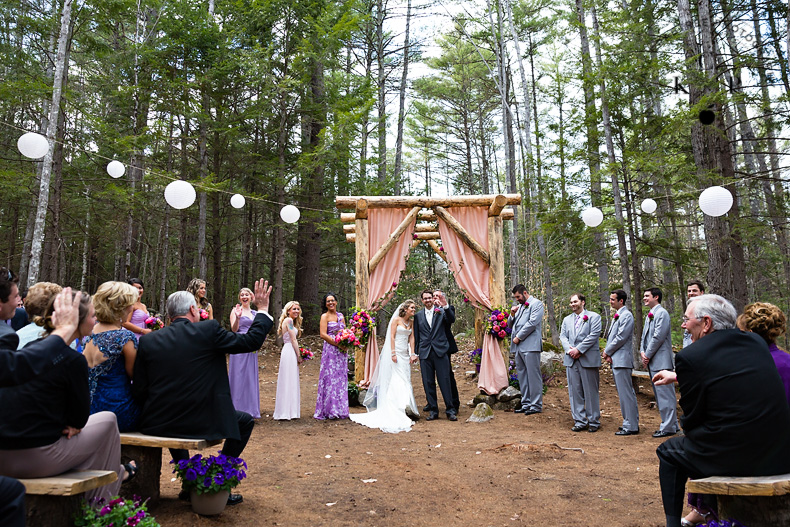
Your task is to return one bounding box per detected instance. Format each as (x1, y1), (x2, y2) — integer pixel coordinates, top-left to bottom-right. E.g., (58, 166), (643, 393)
(151, 335), (674, 526)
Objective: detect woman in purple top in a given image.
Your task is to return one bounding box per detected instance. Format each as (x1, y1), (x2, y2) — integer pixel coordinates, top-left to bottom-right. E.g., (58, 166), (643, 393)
(121, 278), (150, 341)
(737, 302), (790, 406)
(314, 293), (349, 420)
(229, 288), (261, 418)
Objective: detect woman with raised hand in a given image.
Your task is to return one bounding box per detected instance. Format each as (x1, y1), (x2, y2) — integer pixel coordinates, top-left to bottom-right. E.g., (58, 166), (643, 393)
(273, 301), (303, 420)
(229, 287), (261, 418)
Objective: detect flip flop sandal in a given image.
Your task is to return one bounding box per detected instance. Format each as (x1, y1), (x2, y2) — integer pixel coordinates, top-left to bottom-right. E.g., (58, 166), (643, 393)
(122, 461), (138, 484)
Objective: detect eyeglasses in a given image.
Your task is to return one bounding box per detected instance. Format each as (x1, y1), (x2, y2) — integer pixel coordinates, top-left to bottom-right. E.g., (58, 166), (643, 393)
(681, 315), (695, 322)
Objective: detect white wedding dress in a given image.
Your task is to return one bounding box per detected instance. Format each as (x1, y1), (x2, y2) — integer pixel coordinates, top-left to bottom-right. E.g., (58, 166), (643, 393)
(350, 323), (419, 433)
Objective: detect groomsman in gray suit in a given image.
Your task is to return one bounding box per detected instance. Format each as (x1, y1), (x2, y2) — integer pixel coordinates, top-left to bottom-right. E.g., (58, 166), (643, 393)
(641, 287), (679, 438)
(682, 281), (704, 348)
(560, 294), (602, 432)
(508, 284), (545, 414)
(603, 289), (639, 435)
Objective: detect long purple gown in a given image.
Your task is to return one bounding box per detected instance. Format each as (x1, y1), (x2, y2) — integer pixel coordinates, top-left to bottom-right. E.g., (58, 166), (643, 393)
(314, 313), (349, 420)
(228, 310), (261, 418)
(273, 330), (300, 420)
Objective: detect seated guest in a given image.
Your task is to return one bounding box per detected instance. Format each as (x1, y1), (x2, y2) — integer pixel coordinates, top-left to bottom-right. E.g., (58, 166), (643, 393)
(737, 302), (790, 406)
(16, 282), (63, 349)
(85, 281), (141, 432)
(652, 294), (790, 527)
(0, 288), (133, 503)
(0, 272), (85, 527)
(132, 279), (273, 506)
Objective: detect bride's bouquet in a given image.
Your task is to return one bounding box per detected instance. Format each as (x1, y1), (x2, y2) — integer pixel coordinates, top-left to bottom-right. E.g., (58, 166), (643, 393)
(349, 307), (376, 346)
(334, 328), (362, 354)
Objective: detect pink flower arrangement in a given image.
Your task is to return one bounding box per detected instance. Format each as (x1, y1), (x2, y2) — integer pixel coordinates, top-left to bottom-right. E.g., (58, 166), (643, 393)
(144, 316), (164, 331)
(349, 307), (376, 346)
(463, 297), (470, 303)
(334, 328), (362, 353)
(493, 325), (500, 332)
(199, 309), (209, 320)
(439, 246), (444, 252)
(392, 282), (398, 288)
(498, 330), (507, 338)
(496, 313), (504, 321)
(613, 313), (620, 320)
(486, 308), (512, 340)
(300, 347), (314, 361)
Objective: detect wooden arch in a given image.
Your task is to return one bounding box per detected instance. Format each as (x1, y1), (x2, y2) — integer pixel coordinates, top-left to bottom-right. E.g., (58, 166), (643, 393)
(336, 194), (522, 382)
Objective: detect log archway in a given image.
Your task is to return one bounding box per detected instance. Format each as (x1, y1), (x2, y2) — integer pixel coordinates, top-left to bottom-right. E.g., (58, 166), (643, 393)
(337, 194), (521, 389)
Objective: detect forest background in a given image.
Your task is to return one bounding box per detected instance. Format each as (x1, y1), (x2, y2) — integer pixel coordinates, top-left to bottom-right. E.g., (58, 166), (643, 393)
(1, 0), (788, 346)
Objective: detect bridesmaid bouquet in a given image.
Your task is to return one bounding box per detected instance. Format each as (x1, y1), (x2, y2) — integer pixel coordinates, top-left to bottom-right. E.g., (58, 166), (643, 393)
(300, 347), (314, 361)
(199, 309), (209, 320)
(349, 307), (376, 346)
(486, 308), (512, 340)
(334, 328), (362, 353)
(145, 316), (164, 331)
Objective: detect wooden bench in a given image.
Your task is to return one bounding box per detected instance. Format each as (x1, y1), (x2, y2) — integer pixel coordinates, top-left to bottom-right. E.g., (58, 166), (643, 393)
(20, 469), (117, 527)
(631, 370), (651, 393)
(119, 432), (222, 506)
(687, 473), (790, 526)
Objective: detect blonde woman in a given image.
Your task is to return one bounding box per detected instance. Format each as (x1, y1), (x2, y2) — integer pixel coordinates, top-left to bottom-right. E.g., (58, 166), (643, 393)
(273, 301), (303, 420)
(84, 281), (140, 431)
(228, 287), (261, 418)
(186, 278), (212, 320)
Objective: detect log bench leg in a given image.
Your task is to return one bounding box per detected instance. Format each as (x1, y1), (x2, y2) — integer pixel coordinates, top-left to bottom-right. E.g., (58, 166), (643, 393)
(27, 494), (83, 527)
(717, 495), (790, 527)
(121, 444), (162, 507)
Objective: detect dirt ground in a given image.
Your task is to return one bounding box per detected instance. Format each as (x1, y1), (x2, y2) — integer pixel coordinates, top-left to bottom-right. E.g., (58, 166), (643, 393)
(151, 335), (678, 526)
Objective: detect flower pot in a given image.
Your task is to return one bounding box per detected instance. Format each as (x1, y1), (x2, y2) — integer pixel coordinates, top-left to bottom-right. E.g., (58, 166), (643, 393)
(190, 489), (229, 516)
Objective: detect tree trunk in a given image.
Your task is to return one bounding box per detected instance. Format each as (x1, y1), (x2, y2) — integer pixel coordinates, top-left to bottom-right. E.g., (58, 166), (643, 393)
(391, 0), (410, 195)
(375, 0), (387, 185)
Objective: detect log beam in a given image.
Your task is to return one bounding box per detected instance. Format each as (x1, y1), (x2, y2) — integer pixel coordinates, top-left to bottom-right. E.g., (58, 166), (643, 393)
(433, 206), (490, 265)
(355, 198), (368, 220)
(341, 209), (514, 223)
(344, 221), (435, 234)
(368, 206), (420, 274)
(426, 239), (448, 263)
(336, 194), (522, 210)
(489, 194), (508, 216)
(346, 231), (441, 243)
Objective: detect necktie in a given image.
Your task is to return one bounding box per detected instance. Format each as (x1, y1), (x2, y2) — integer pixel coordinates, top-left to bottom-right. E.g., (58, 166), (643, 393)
(574, 314), (582, 331)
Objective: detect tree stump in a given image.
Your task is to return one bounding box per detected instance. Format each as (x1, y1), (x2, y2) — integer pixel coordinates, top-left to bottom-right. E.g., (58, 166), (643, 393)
(717, 495), (790, 527)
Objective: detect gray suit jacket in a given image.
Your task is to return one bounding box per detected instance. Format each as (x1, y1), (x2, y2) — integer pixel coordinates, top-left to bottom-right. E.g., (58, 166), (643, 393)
(641, 304), (674, 370)
(560, 310), (602, 368)
(508, 295), (544, 353)
(603, 307), (635, 369)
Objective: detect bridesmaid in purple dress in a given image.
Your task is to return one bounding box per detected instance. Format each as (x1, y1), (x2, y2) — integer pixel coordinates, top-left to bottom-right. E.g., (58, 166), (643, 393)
(121, 278), (150, 341)
(314, 293), (349, 420)
(273, 302), (303, 420)
(229, 288), (261, 418)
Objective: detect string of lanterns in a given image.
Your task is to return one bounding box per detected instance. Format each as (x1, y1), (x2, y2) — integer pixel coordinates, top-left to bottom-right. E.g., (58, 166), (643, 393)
(17, 130), (736, 227)
(16, 131), (302, 224)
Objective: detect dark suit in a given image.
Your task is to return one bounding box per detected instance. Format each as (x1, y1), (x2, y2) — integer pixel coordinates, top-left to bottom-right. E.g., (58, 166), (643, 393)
(9, 308), (27, 331)
(442, 322), (460, 411)
(656, 329), (790, 520)
(414, 306), (457, 416)
(133, 314), (273, 458)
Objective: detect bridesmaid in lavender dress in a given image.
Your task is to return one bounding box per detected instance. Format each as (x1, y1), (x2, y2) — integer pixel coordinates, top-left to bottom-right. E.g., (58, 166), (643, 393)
(314, 293), (349, 420)
(121, 278), (150, 341)
(273, 302), (303, 420)
(229, 288), (261, 418)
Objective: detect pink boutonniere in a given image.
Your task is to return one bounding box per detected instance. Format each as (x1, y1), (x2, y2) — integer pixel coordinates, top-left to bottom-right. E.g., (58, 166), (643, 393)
(434, 307), (441, 313)
(613, 313), (620, 320)
(582, 315), (589, 322)
(524, 302), (530, 308)
(648, 312), (654, 320)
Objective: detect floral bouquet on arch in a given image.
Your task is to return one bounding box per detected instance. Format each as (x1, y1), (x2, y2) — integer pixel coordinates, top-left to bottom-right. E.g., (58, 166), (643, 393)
(349, 307), (376, 346)
(485, 308), (512, 340)
(334, 328), (362, 354)
(144, 316), (164, 331)
(171, 452), (247, 495)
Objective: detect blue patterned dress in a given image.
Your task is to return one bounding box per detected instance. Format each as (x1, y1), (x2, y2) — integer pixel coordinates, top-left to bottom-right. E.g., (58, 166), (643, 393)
(314, 313), (349, 419)
(87, 329), (140, 431)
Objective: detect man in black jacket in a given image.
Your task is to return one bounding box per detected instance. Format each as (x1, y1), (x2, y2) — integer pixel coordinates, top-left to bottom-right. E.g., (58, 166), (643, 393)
(132, 279), (273, 506)
(652, 294), (790, 527)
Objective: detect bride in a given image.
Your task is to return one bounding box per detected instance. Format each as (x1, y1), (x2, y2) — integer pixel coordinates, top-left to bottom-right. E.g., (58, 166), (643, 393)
(350, 300), (420, 433)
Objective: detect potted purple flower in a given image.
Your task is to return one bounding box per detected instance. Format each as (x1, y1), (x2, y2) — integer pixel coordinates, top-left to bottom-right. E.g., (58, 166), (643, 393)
(171, 451), (247, 515)
(75, 495), (159, 527)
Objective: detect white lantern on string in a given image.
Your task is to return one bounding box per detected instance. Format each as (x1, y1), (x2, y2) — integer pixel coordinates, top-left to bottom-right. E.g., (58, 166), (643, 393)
(230, 193), (245, 209)
(280, 205), (300, 224)
(17, 132), (49, 159)
(106, 160), (125, 179)
(698, 186), (733, 217)
(581, 207), (604, 227)
(164, 180), (196, 209)
(641, 198), (657, 214)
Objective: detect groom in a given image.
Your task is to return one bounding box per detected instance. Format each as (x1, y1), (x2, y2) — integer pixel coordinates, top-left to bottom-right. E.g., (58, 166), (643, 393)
(414, 289), (458, 421)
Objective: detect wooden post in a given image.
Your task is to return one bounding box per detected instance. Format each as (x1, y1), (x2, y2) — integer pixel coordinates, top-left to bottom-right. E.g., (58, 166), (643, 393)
(354, 199), (369, 383)
(474, 307), (485, 351)
(488, 213), (508, 365)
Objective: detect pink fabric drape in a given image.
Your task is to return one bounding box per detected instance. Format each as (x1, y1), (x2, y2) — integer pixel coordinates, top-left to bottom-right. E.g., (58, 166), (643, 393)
(362, 208), (416, 385)
(437, 207), (508, 395)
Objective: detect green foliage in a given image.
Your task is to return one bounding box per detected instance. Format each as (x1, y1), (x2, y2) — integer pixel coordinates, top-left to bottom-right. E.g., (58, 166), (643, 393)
(75, 496), (159, 527)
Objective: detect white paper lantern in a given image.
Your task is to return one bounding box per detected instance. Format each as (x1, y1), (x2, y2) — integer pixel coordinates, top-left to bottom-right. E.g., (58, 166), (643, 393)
(641, 198), (657, 214)
(17, 132), (49, 159)
(581, 207), (604, 227)
(280, 205), (300, 224)
(106, 160), (125, 179)
(698, 186), (733, 217)
(230, 193), (246, 209)
(164, 180), (196, 209)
